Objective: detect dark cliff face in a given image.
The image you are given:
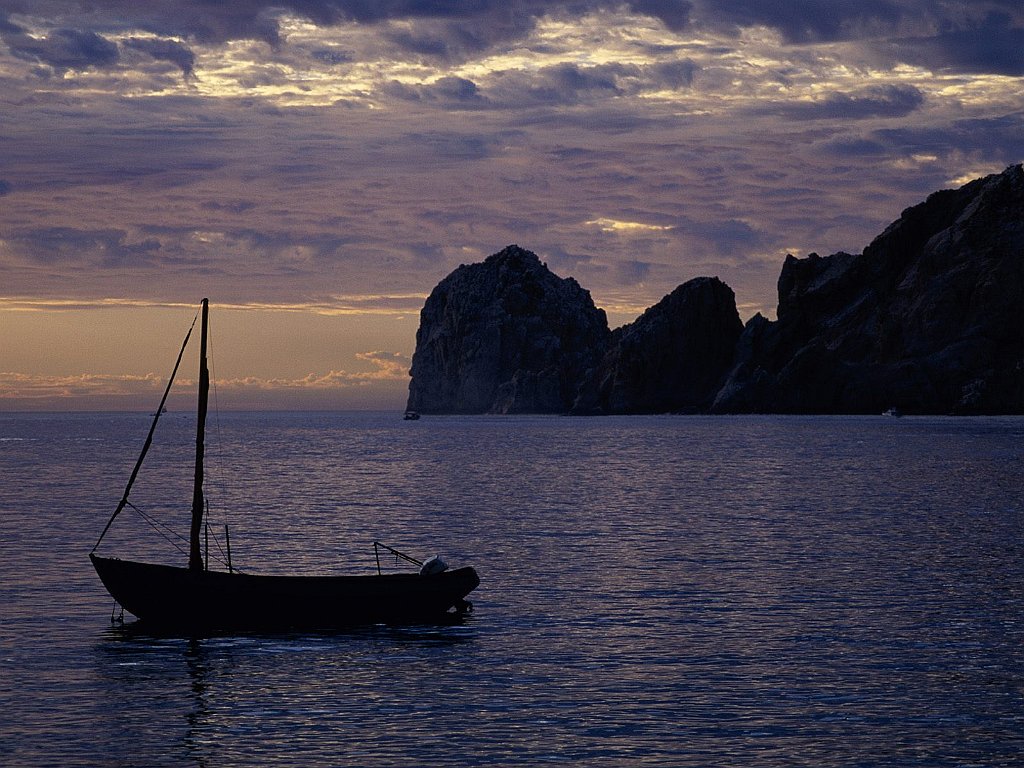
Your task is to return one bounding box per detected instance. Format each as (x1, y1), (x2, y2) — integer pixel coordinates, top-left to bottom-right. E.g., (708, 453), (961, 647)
(406, 245), (610, 414)
(713, 164), (1024, 414)
(408, 166), (1024, 415)
(573, 277), (743, 414)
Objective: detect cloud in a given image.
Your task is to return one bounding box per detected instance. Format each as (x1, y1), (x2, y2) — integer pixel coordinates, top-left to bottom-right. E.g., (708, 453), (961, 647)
(6, 227), (163, 267)
(767, 84), (925, 120)
(0, 1), (691, 61)
(690, 1), (1024, 77)
(822, 137), (890, 158)
(0, 371), (163, 399)
(355, 350), (412, 377)
(0, 351), (409, 407)
(383, 129), (499, 160)
(520, 62), (631, 101)
(4, 25), (119, 71)
(884, 17), (1024, 76)
(386, 60), (698, 110)
(211, 351), (410, 391)
(122, 36), (196, 76)
(650, 59), (699, 89)
(371, 0), (691, 62)
(381, 17), (511, 61)
(201, 200), (258, 215)
(2, 1), (1022, 83)
(0, 296), (428, 314)
(694, 0), (905, 43)
(310, 47), (353, 65)
(616, 259), (653, 285)
(381, 75), (485, 105)
(1, 1), (288, 45)
(384, 63), (638, 108)
(682, 217), (774, 256)
(822, 113), (1024, 169)
(630, 0), (693, 31)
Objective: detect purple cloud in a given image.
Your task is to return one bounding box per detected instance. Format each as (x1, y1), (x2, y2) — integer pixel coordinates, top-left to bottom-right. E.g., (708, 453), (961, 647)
(123, 36), (196, 76)
(764, 85), (926, 120)
(885, 14), (1024, 76)
(3, 1), (1022, 79)
(5, 26), (119, 71)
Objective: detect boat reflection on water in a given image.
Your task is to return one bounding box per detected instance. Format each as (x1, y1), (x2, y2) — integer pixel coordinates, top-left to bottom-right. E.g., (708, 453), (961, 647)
(95, 621), (478, 765)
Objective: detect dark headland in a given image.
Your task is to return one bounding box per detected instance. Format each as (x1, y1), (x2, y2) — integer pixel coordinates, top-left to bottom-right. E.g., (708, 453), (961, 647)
(407, 165), (1024, 415)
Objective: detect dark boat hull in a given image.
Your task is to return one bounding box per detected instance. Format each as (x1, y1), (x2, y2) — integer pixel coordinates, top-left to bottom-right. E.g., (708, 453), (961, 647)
(91, 554), (479, 630)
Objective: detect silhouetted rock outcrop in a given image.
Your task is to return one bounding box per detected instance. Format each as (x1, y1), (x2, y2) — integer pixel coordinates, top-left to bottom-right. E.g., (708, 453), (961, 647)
(406, 245), (610, 413)
(407, 166), (1024, 415)
(713, 164), (1024, 414)
(572, 277), (743, 414)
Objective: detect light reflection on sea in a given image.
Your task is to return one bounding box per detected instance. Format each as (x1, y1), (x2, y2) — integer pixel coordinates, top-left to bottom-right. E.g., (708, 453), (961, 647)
(0, 412), (1022, 766)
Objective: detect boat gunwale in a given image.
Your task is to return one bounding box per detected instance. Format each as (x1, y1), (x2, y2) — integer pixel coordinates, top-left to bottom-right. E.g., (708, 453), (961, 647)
(90, 553), (479, 585)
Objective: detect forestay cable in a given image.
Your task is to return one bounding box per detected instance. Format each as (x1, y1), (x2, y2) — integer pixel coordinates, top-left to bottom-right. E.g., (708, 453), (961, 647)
(91, 308), (200, 552)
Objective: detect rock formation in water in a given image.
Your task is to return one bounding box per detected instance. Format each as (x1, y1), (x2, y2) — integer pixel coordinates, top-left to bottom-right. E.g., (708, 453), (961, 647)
(406, 245), (610, 413)
(713, 164), (1024, 414)
(572, 277), (743, 414)
(407, 165), (1024, 415)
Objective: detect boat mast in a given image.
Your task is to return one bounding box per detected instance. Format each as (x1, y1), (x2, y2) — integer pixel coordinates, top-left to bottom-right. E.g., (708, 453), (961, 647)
(188, 299), (210, 571)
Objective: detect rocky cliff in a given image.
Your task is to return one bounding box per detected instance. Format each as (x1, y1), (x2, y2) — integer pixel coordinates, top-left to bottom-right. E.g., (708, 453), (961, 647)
(406, 245), (610, 413)
(407, 165), (1024, 415)
(572, 277), (743, 414)
(713, 164), (1024, 414)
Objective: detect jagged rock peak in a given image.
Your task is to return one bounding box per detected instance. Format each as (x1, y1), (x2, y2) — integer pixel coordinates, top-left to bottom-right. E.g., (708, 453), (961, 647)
(406, 245), (610, 414)
(484, 243), (542, 269)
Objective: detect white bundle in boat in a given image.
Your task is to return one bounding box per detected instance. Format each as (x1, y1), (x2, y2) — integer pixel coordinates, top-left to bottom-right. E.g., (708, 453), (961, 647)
(419, 555), (448, 576)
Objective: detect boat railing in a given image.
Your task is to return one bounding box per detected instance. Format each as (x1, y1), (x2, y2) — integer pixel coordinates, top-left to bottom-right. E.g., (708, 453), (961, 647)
(373, 541), (423, 575)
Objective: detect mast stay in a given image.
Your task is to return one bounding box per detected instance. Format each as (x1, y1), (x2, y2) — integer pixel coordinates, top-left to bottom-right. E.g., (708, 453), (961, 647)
(91, 304), (201, 552)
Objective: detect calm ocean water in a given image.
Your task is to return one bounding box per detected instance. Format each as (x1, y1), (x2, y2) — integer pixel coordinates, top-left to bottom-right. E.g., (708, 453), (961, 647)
(1, 411), (1022, 767)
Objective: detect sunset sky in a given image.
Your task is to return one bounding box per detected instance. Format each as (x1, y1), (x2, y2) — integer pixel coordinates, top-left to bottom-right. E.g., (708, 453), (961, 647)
(2, 1), (1023, 410)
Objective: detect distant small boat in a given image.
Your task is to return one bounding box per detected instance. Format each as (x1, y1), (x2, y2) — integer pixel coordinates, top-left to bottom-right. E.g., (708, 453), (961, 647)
(403, 410), (421, 420)
(90, 300), (478, 630)
(883, 407), (903, 418)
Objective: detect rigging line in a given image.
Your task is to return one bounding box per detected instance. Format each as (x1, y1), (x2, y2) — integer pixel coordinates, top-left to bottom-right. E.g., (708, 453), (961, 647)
(209, 533), (244, 573)
(205, 537), (243, 573)
(128, 505), (189, 557)
(92, 307), (201, 552)
(125, 501), (189, 543)
(197, 520), (230, 570)
(210, 529), (231, 568)
(126, 502), (181, 542)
